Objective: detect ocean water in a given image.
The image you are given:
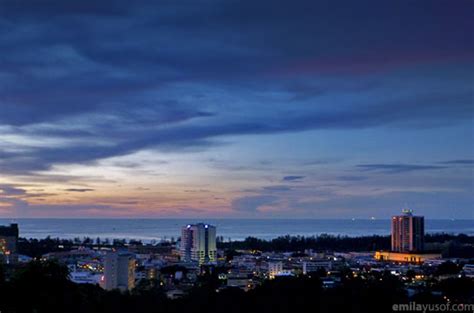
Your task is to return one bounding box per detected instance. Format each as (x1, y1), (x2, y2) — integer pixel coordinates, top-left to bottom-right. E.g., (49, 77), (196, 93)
(0, 218), (472, 242)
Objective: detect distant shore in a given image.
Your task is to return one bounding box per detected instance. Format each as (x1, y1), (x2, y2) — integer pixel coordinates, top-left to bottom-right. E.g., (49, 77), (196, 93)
(3, 218), (473, 241)
(17, 233), (474, 259)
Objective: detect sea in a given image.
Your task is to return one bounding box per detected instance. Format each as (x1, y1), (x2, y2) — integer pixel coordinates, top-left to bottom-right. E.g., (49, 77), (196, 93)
(0, 218), (473, 242)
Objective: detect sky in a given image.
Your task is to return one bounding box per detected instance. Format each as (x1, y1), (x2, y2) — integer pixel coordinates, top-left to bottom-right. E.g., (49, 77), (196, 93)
(0, 0), (473, 219)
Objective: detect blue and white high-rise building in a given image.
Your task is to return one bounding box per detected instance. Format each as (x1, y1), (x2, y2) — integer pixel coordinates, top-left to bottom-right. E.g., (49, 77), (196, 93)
(180, 223), (216, 264)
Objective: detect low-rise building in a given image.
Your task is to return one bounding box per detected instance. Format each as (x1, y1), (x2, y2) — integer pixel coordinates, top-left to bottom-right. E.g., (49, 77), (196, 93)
(0, 223), (19, 264)
(462, 264), (474, 278)
(374, 251), (442, 264)
(70, 271), (102, 285)
(303, 260), (332, 274)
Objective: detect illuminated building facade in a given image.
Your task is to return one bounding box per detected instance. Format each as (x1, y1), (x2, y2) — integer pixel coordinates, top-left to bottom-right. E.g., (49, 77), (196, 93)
(268, 261), (283, 279)
(103, 252), (136, 291)
(376, 210), (439, 263)
(391, 209), (424, 252)
(180, 223), (216, 264)
(374, 251), (441, 264)
(0, 223), (19, 264)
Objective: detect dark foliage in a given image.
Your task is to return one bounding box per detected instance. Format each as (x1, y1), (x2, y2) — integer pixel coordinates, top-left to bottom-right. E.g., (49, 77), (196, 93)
(1, 260), (472, 313)
(217, 233), (474, 254)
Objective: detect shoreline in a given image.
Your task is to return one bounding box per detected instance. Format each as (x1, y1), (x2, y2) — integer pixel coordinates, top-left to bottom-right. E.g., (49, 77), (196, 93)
(3, 218), (472, 242)
(14, 229), (474, 243)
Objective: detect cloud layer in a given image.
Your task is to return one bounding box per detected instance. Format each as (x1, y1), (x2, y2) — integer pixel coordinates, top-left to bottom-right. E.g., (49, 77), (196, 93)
(0, 0), (473, 218)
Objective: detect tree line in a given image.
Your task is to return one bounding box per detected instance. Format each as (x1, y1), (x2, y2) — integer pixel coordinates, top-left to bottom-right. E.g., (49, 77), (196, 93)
(218, 233), (474, 256)
(17, 233), (474, 258)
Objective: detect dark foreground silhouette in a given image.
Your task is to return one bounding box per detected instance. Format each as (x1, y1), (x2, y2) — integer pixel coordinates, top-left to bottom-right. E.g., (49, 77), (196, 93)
(1, 261), (473, 313)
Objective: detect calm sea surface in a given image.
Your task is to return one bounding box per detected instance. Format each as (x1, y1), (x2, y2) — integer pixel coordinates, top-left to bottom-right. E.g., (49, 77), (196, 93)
(0, 219), (472, 242)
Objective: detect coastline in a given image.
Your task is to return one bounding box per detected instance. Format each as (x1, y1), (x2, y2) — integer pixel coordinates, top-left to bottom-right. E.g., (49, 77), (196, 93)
(2, 218), (472, 242)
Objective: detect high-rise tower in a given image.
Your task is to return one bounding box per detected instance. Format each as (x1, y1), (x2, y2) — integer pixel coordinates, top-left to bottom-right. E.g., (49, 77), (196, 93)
(180, 223), (216, 264)
(391, 209), (424, 252)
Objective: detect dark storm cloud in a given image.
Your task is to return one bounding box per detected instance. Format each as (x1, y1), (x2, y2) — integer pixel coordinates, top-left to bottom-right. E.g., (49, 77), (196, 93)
(1, 90), (472, 175)
(356, 164), (448, 174)
(282, 176), (305, 182)
(337, 176), (369, 182)
(0, 0), (473, 174)
(262, 186), (292, 192)
(64, 188), (95, 193)
(439, 160), (474, 165)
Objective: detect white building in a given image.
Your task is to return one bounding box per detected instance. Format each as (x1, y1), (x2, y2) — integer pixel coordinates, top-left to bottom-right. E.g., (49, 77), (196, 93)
(303, 260), (332, 274)
(70, 271), (102, 285)
(180, 223), (216, 264)
(463, 264), (474, 278)
(267, 261), (283, 279)
(103, 252), (136, 291)
(227, 273), (253, 291)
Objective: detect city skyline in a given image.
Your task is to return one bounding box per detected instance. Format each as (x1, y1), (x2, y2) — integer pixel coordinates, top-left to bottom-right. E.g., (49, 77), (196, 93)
(0, 0), (473, 219)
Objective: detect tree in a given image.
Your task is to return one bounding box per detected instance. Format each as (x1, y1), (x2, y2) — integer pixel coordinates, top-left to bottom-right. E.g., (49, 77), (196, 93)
(436, 261), (461, 276)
